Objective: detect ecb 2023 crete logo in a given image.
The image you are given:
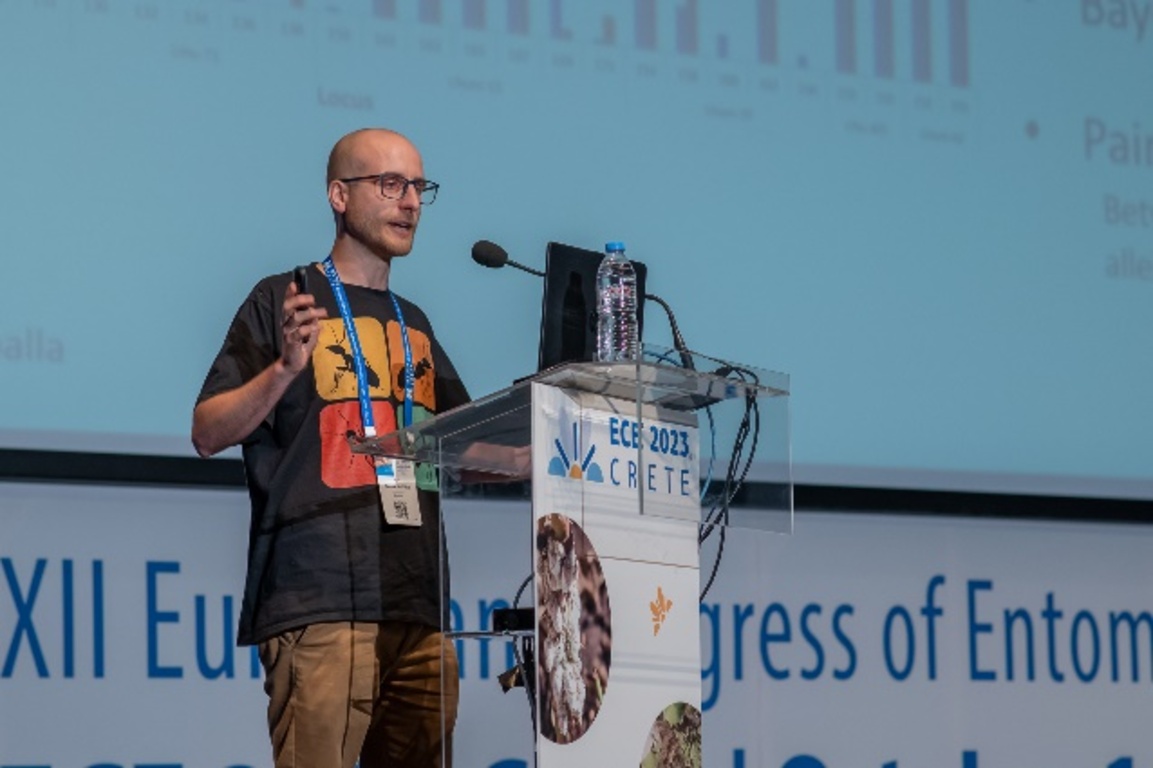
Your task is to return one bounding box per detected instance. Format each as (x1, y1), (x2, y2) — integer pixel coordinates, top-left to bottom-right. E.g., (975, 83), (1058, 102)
(548, 422), (604, 482)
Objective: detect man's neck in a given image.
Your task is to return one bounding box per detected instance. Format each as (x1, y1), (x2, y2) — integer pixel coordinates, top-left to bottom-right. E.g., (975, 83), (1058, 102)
(329, 240), (391, 291)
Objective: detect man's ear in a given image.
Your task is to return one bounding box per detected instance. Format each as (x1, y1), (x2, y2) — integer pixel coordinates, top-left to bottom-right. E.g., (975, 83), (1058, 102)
(327, 179), (347, 215)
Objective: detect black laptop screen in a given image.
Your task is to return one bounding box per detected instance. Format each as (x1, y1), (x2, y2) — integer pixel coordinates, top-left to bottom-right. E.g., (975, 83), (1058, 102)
(536, 241), (647, 372)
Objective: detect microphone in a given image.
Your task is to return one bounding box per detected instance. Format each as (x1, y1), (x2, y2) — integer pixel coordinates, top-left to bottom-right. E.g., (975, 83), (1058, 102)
(473, 239), (693, 370)
(471, 240), (545, 277)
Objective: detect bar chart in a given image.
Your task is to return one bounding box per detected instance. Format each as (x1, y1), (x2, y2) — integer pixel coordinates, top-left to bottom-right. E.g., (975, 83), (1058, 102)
(758, 0), (779, 65)
(550, 0), (572, 42)
(364, 0), (970, 89)
(509, 0), (528, 36)
(636, 0), (657, 51)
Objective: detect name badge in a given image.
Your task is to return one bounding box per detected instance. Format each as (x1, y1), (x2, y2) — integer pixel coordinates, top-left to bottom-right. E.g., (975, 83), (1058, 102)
(376, 457), (421, 527)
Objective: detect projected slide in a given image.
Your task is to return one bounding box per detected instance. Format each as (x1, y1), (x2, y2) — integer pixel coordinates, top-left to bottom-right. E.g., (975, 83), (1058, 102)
(0, 1), (1149, 499)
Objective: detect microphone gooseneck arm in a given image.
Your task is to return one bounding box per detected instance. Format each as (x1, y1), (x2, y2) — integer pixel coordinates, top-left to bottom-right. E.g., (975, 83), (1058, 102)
(471, 240), (546, 277)
(507, 260), (545, 278)
(644, 292), (694, 370)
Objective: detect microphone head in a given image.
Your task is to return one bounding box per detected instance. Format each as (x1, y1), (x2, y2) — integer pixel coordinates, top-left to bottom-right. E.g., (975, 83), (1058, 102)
(472, 240), (509, 269)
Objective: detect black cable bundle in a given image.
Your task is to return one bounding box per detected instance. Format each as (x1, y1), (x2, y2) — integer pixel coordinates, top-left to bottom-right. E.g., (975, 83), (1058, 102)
(699, 365), (761, 602)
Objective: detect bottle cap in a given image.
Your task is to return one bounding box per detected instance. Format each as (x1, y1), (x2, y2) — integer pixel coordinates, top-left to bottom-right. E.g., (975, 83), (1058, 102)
(605, 241), (626, 253)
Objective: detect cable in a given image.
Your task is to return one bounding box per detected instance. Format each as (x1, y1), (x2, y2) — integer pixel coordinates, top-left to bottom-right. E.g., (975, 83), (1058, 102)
(700, 403), (717, 502)
(699, 365), (761, 602)
(639, 344), (756, 602)
(701, 366), (761, 537)
(511, 636), (537, 737)
(509, 573), (537, 740)
(644, 293), (694, 371)
(699, 526), (727, 605)
(512, 573), (532, 609)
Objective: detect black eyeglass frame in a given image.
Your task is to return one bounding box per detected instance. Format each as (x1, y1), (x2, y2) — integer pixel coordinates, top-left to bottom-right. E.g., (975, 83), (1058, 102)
(339, 173), (440, 205)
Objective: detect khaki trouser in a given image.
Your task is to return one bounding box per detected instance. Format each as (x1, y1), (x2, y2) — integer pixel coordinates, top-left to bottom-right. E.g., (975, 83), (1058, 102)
(258, 621), (459, 768)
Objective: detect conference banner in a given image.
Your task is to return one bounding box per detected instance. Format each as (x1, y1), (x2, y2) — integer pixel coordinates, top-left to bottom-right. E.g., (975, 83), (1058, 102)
(1, 481), (1150, 766)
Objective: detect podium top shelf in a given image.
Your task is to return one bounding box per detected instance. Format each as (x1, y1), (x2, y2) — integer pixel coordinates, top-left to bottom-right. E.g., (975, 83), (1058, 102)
(534, 348), (788, 408)
(349, 346), (788, 470)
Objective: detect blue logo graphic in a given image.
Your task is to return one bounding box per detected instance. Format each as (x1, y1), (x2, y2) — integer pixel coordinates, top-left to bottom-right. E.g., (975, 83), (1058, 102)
(548, 421), (603, 482)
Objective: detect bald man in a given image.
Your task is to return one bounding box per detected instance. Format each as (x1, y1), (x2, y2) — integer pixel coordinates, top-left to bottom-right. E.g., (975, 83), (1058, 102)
(193, 129), (467, 767)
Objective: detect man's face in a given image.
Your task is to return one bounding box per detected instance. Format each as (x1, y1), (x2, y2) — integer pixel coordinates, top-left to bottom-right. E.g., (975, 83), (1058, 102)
(338, 135), (425, 259)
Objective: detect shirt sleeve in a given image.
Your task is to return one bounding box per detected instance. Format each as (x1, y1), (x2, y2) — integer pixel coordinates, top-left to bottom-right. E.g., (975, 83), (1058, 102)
(196, 278), (280, 406)
(431, 332), (470, 414)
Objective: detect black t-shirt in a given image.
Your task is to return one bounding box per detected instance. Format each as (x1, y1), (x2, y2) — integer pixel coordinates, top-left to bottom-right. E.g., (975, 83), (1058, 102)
(198, 267), (469, 645)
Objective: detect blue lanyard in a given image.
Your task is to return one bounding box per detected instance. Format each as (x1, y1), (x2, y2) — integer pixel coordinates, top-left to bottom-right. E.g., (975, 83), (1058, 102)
(321, 256), (415, 435)
(389, 291), (415, 429)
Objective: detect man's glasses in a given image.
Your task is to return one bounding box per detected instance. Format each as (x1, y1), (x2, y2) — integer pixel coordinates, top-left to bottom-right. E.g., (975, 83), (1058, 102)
(339, 173), (439, 205)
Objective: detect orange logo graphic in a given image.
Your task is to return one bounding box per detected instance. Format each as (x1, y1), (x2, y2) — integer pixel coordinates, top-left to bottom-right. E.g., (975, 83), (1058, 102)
(650, 586), (673, 636)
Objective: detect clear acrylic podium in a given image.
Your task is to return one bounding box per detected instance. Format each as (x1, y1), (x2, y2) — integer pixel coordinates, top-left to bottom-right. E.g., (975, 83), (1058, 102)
(350, 345), (790, 767)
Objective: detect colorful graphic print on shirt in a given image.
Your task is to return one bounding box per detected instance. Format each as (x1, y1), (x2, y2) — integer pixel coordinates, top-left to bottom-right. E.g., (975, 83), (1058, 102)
(312, 315), (438, 490)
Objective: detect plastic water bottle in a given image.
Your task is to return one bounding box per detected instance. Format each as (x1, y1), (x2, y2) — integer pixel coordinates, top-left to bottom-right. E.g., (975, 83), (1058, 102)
(595, 241), (639, 362)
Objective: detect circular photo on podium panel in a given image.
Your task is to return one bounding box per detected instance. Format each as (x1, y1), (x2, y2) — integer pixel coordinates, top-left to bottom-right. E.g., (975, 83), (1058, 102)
(639, 702), (702, 768)
(535, 513), (612, 744)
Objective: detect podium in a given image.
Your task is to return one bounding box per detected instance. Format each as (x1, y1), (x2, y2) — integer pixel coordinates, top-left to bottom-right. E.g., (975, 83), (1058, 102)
(350, 345), (790, 767)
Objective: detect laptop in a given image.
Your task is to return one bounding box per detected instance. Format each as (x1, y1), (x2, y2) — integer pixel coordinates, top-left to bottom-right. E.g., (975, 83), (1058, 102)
(536, 241), (647, 373)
